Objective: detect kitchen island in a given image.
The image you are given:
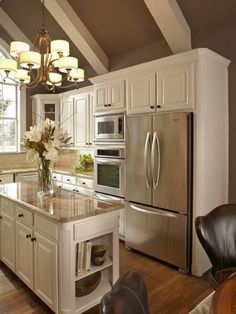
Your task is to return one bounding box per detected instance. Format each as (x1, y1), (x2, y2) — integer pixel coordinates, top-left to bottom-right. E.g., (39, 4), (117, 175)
(0, 182), (122, 314)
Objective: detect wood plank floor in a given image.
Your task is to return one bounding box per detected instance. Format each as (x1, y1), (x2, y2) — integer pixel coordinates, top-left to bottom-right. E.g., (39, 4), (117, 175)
(0, 241), (213, 314)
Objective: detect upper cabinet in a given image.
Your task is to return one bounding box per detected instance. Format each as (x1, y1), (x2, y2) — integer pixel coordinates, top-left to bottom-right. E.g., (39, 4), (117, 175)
(94, 79), (125, 112)
(74, 92), (94, 146)
(157, 63), (194, 112)
(59, 86), (94, 147)
(126, 72), (156, 114)
(31, 94), (60, 125)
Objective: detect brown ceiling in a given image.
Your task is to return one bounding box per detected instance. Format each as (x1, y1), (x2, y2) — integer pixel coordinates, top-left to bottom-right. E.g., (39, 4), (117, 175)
(0, 0), (235, 77)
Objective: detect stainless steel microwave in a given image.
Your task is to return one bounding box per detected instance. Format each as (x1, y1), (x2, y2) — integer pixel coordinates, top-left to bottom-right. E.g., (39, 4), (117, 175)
(94, 113), (125, 142)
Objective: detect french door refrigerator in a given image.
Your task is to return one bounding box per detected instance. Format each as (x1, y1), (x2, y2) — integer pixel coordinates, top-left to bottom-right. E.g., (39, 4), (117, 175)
(125, 112), (192, 272)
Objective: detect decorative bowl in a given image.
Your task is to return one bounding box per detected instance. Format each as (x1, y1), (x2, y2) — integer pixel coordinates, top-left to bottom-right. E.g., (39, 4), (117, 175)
(91, 256), (106, 266)
(91, 245), (107, 258)
(75, 271), (101, 297)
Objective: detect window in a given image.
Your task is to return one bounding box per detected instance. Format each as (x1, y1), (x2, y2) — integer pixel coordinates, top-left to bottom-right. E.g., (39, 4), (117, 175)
(0, 50), (19, 152)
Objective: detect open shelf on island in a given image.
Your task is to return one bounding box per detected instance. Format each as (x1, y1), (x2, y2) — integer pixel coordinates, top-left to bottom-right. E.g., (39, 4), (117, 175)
(75, 256), (112, 281)
(75, 277), (111, 313)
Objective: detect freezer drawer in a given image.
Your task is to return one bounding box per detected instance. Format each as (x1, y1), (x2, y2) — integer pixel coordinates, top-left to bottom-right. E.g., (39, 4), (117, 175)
(125, 202), (188, 270)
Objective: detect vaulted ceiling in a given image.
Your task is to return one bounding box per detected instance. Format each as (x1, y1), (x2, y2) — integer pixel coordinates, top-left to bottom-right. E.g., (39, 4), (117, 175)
(0, 0), (234, 85)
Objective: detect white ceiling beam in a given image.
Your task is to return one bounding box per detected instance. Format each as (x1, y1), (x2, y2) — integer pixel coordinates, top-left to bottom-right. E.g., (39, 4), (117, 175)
(144, 0), (192, 53)
(0, 7), (32, 47)
(44, 0), (109, 75)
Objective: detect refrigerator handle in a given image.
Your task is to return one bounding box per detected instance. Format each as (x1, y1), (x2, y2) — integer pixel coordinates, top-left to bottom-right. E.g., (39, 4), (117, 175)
(155, 132), (161, 189)
(144, 132), (151, 189)
(130, 204), (177, 218)
(151, 132), (161, 189)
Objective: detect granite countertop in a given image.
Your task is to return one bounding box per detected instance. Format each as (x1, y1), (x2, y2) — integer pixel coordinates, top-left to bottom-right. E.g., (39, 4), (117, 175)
(0, 167), (94, 179)
(0, 182), (122, 222)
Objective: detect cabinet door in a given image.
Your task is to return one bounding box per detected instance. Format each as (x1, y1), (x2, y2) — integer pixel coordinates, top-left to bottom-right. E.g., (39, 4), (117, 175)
(0, 213), (15, 271)
(34, 231), (58, 312)
(60, 96), (74, 143)
(158, 63), (194, 111)
(107, 79), (125, 110)
(74, 94), (90, 146)
(126, 72), (156, 114)
(94, 83), (108, 112)
(0, 173), (14, 183)
(15, 221), (33, 289)
(89, 92), (94, 145)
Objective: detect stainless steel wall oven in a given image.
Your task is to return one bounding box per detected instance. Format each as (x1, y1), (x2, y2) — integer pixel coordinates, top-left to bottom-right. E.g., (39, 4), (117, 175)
(94, 146), (125, 198)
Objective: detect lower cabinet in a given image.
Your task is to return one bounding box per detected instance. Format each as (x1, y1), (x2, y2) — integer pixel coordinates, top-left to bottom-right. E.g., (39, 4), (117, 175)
(34, 231), (58, 311)
(1, 212), (15, 271)
(15, 221), (33, 289)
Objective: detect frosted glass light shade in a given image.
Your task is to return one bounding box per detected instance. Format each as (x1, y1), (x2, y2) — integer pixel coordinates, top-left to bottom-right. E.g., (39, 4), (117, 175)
(51, 40), (69, 57)
(10, 41), (30, 58)
(58, 57), (78, 73)
(20, 51), (41, 69)
(48, 72), (62, 84)
(0, 58), (17, 72)
(14, 69), (30, 83)
(68, 68), (84, 82)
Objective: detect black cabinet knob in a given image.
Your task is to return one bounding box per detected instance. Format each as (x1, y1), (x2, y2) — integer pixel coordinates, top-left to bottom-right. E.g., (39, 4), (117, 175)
(0, 216), (2, 219)
(0, 180), (2, 182)
(104, 104), (108, 107)
(86, 142), (89, 145)
(82, 182), (86, 185)
(26, 234), (31, 238)
(150, 106), (154, 109)
(157, 105), (161, 108)
(31, 237), (36, 242)
(107, 104), (111, 107)
(67, 179), (70, 182)
(18, 214), (23, 218)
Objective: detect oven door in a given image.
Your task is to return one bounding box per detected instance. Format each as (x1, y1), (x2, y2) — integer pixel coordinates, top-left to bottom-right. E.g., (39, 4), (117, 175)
(95, 115), (124, 141)
(94, 157), (125, 197)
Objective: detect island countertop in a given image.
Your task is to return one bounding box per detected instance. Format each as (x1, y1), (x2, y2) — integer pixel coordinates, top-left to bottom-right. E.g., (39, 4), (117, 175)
(0, 182), (123, 223)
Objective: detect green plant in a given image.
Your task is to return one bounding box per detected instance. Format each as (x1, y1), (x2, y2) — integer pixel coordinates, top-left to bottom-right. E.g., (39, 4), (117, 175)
(75, 153), (94, 172)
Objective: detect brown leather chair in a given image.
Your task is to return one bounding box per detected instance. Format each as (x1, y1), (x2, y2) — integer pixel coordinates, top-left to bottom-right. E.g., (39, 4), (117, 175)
(100, 271), (149, 314)
(195, 204), (236, 289)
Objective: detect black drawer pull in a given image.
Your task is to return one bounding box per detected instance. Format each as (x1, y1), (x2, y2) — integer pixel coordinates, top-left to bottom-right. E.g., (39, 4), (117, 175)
(18, 214), (23, 218)
(26, 234), (31, 239)
(31, 237), (36, 242)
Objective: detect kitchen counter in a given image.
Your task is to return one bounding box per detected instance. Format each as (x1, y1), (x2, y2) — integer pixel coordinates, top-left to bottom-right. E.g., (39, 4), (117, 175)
(0, 182), (121, 222)
(0, 167), (94, 179)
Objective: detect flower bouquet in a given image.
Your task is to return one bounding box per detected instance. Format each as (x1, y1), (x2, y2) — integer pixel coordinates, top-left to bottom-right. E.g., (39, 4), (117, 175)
(22, 118), (71, 195)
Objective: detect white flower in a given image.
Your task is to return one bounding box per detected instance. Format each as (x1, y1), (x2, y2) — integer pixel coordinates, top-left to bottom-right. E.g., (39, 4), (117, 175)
(43, 147), (59, 162)
(24, 126), (41, 142)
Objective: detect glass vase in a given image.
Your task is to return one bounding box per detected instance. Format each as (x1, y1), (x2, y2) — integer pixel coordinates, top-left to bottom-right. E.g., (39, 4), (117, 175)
(37, 157), (53, 196)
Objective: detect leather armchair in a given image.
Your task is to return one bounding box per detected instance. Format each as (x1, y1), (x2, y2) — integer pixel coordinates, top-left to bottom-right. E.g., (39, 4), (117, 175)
(100, 271), (149, 314)
(195, 204), (236, 288)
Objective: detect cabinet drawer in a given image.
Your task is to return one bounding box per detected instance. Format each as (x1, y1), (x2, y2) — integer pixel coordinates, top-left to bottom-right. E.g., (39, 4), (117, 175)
(1, 197), (14, 216)
(52, 172), (62, 182)
(62, 175), (76, 185)
(15, 204), (33, 226)
(34, 214), (58, 240)
(76, 177), (93, 189)
(74, 214), (117, 241)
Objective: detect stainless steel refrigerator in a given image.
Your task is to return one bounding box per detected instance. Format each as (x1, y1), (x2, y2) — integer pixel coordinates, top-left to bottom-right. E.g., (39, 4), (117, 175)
(125, 112), (192, 273)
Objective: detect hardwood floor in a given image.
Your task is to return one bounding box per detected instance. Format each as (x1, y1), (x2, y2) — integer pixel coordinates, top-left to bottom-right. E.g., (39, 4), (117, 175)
(0, 241), (213, 314)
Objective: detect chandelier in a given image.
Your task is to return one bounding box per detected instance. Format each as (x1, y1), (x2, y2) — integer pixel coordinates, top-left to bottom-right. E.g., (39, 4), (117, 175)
(0, 0), (84, 92)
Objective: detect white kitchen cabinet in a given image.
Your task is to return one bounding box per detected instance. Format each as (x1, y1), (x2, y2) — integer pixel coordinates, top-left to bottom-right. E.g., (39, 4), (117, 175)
(0, 173), (14, 183)
(15, 220), (33, 289)
(157, 63), (194, 111)
(31, 94), (60, 125)
(34, 231), (58, 312)
(74, 92), (94, 146)
(60, 95), (74, 143)
(94, 79), (125, 112)
(0, 212), (15, 271)
(126, 72), (156, 115)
